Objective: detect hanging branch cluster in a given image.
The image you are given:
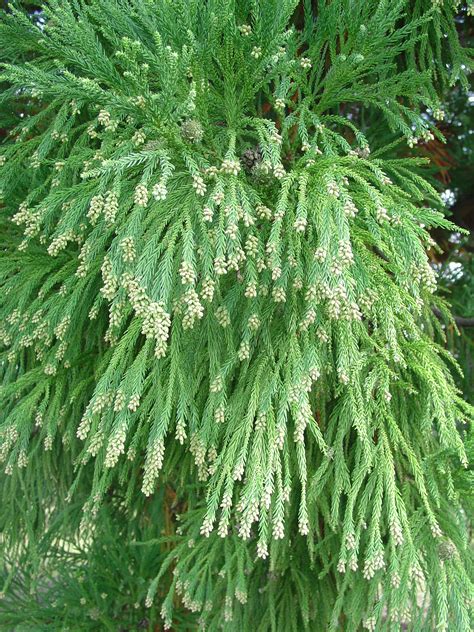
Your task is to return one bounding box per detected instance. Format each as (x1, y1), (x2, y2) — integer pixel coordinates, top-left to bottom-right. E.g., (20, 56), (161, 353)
(0, 1), (472, 630)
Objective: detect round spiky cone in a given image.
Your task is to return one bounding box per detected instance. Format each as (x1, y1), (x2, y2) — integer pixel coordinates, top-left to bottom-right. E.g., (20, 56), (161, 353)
(241, 145), (263, 171)
(181, 118), (204, 143)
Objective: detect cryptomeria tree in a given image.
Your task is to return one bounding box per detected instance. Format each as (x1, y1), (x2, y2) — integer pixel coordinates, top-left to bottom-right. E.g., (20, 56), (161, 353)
(0, 1), (473, 630)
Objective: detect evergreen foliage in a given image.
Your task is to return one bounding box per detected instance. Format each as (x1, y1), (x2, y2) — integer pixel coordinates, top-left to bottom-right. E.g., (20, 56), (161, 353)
(0, 1), (473, 630)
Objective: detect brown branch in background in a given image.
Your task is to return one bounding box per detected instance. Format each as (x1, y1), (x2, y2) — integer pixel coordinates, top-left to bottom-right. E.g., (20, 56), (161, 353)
(433, 307), (474, 328)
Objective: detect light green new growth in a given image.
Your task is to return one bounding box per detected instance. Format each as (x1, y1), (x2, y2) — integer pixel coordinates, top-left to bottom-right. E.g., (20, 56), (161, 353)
(0, 1), (473, 630)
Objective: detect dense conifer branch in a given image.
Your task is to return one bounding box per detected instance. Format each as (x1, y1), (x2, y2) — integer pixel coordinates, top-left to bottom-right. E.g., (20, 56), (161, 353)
(0, 1), (472, 630)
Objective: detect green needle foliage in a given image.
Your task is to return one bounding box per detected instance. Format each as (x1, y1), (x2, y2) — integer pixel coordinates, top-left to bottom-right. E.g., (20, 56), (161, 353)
(0, 1), (473, 630)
